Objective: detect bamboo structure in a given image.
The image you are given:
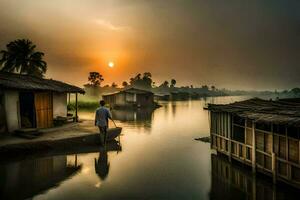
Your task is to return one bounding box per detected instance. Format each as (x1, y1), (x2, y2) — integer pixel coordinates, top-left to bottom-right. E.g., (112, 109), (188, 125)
(209, 98), (300, 188)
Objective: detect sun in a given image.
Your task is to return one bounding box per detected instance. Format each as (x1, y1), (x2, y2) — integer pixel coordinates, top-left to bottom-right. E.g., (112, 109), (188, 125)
(108, 61), (114, 68)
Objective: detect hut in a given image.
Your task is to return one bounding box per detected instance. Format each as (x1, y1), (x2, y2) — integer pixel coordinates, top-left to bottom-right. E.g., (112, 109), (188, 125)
(0, 72), (85, 133)
(154, 92), (170, 101)
(102, 87), (155, 109)
(208, 98), (300, 188)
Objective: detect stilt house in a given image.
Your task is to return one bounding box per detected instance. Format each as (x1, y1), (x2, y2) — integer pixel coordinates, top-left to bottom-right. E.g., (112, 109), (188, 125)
(208, 98), (300, 188)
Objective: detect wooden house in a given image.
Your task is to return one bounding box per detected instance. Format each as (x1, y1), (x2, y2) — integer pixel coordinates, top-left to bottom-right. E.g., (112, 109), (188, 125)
(102, 87), (155, 109)
(208, 98), (300, 188)
(0, 72), (85, 133)
(154, 92), (171, 101)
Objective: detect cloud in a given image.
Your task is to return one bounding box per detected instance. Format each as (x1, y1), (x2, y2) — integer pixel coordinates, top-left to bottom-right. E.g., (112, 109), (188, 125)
(94, 19), (130, 31)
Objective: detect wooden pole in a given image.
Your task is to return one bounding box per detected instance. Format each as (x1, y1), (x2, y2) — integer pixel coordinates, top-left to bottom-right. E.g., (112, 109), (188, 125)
(252, 121), (256, 173)
(272, 152), (277, 184)
(75, 93), (78, 122)
(228, 114), (232, 162)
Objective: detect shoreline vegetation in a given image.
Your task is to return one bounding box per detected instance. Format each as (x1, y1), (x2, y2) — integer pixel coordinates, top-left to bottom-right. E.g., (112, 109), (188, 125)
(81, 72), (300, 106)
(64, 71), (300, 111)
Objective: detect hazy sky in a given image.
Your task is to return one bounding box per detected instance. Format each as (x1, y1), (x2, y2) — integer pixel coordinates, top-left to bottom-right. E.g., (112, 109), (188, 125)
(0, 0), (299, 90)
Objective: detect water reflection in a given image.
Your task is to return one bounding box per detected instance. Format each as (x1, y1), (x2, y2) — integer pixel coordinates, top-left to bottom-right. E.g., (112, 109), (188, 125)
(95, 150), (110, 180)
(0, 140), (122, 200)
(94, 140), (122, 181)
(210, 154), (300, 200)
(111, 109), (154, 122)
(0, 155), (81, 200)
(2, 97), (296, 200)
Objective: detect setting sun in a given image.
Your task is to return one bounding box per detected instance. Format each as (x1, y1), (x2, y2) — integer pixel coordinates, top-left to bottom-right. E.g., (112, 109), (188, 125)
(108, 61), (114, 68)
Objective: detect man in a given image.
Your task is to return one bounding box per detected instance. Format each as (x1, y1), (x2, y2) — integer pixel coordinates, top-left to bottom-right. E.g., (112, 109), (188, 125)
(95, 100), (112, 146)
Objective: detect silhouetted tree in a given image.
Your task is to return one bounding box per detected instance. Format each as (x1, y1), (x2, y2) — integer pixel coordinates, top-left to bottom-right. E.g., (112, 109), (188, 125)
(0, 39), (47, 77)
(291, 88), (300, 95)
(88, 72), (104, 87)
(211, 85), (216, 91)
(111, 82), (117, 88)
(201, 85), (209, 91)
(142, 72), (153, 89)
(170, 79), (176, 87)
(129, 72), (152, 90)
(160, 81), (169, 88)
(122, 81), (128, 88)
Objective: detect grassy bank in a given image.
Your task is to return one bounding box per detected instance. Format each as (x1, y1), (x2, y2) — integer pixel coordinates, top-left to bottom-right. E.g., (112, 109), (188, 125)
(68, 101), (99, 111)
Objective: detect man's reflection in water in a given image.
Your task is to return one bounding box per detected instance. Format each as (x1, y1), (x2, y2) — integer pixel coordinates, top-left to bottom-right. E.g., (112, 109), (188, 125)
(94, 140), (122, 181)
(94, 149), (110, 180)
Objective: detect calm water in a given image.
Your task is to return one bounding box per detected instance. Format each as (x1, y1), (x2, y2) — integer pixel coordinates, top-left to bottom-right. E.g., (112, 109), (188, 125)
(1, 96), (299, 200)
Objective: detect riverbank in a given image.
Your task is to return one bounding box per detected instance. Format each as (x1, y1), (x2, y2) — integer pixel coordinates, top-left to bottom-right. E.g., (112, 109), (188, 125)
(0, 121), (121, 158)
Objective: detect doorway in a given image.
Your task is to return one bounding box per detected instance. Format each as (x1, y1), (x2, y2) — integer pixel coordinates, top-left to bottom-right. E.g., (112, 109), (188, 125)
(19, 92), (36, 128)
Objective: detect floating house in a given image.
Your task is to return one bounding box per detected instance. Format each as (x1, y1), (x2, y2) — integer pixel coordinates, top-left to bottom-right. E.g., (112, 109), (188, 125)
(102, 87), (155, 109)
(208, 98), (300, 188)
(0, 72), (85, 133)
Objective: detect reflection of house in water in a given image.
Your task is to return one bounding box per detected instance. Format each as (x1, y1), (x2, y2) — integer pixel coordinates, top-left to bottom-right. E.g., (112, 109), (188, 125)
(0, 155), (81, 200)
(211, 154), (299, 200)
(0, 72), (84, 133)
(111, 109), (154, 122)
(208, 98), (300, 188)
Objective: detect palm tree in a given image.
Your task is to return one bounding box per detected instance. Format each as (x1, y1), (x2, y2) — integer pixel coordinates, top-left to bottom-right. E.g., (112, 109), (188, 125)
(0, 39), (47, 77)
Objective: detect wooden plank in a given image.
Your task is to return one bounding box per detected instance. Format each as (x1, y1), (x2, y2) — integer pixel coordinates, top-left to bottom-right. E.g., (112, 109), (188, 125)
(252, 121), (256, 173)
(35, 92), (53, 129)
(75, 93), (78, 122)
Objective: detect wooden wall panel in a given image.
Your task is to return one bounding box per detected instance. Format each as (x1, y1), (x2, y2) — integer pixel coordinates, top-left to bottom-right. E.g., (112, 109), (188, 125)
(279, 138), (286, 159)
(289, 139), (299, 163)
(265, 134), (272, 154)
(256, 131), (264, 151)
(246, 128), (253, 145)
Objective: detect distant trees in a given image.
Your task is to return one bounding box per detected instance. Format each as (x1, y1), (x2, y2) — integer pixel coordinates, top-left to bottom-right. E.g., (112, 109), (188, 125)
(0, 39), (47, 77)
(122, 81), (128, 88)
(129, 72), (153, 90)
(201, 85), (209, 91)
(111, 82), (118, 88)
(291, 88), (300, 96)
(87, 72), (104, 87)
(170, 79), (176, 88)
(211, 85), (216, 91)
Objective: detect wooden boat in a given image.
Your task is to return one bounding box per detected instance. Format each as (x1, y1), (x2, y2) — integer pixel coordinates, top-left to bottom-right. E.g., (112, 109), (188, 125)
(106, 127), (122, 141)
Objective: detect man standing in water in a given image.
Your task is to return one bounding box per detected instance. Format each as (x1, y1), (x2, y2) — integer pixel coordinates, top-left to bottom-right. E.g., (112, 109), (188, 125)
(95, 100), (112, 146)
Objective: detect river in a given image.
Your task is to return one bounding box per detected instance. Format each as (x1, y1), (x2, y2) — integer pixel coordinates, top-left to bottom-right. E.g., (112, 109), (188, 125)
(0, 96), (299, 200)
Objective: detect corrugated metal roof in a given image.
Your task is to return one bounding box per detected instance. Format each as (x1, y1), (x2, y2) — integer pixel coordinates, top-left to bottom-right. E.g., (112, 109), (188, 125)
(0, 72), (85, 94)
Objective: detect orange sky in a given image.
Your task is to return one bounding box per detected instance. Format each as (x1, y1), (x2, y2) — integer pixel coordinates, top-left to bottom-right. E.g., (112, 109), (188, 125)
(0, 0), (299, 90)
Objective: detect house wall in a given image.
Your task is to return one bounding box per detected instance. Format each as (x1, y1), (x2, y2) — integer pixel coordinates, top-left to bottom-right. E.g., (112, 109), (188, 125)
(210, 111), (300, 188)
(53, 93), (67, 118)
(125, 93), (136, 103)
(115, 93), (126, 105)
(4, 90), (20, 132)
(136, 93), (154, 106)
